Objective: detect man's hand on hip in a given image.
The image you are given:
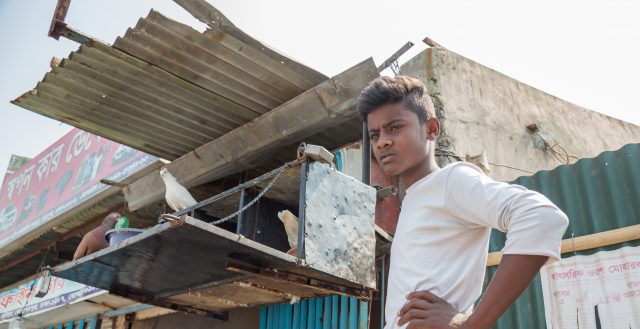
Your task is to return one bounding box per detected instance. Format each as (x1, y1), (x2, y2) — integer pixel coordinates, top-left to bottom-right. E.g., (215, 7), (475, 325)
(397, 290), (470, 329)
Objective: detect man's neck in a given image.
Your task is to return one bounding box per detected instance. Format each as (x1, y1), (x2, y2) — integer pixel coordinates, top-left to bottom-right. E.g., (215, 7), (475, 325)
(401, 156), (440, 189)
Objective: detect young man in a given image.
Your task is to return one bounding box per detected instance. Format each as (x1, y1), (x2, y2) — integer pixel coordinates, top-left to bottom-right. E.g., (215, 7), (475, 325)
(358, 76), (569, 329)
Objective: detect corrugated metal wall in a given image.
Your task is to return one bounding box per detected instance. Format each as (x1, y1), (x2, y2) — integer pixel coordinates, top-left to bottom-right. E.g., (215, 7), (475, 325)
(40, 315), (100, 329)
(260, 296), (369, 329)
(487, 143), (640, 328)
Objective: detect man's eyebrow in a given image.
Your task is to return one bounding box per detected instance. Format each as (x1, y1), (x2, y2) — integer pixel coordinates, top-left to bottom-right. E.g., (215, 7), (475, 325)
(382, 119), (404, 128)
(368, 119), (405, 133)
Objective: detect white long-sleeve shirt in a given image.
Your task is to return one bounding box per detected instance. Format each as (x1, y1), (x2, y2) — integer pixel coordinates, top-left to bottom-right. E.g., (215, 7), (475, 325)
(385, 162), (569, 329)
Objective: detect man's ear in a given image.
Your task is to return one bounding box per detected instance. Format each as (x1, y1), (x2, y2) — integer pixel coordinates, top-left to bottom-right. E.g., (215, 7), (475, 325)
(426, 117), (440, 141)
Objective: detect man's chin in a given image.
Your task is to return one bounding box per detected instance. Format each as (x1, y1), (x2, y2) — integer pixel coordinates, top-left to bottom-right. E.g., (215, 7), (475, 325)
(380, 164), (402, 176)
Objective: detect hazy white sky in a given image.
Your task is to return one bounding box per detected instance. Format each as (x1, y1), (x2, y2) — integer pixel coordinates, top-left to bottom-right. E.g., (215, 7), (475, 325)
(1, 0), (638, 183)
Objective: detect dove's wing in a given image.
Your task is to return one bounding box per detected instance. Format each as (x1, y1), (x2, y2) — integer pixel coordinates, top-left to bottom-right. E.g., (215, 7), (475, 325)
(165, 181), (198, 211)
(175, 185), (198, 209)
(278, 211), (299, 249)
(165, 188), (181, 211)
(73, 236), (90, 260)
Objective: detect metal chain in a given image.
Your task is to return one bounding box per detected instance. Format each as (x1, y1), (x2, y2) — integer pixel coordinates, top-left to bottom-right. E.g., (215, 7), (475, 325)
(209, 165), (286, 225)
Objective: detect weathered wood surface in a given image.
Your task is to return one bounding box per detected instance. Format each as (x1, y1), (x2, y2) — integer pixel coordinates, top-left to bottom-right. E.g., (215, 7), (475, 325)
(123, 58), (378, 211)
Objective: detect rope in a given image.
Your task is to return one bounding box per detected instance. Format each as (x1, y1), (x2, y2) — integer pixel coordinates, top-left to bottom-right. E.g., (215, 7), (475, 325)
(17, 247), (51, 318)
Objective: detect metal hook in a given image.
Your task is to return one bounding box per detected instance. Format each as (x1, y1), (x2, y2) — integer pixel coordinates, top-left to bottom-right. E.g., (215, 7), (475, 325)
(297, 142), (307, 161)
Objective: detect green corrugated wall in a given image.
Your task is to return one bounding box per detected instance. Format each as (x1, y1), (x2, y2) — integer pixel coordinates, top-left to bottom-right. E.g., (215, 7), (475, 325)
(487, 143), (640, 328)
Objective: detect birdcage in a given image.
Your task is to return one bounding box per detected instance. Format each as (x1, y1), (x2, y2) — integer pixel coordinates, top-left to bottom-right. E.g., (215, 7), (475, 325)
(52, 146), (376, 320)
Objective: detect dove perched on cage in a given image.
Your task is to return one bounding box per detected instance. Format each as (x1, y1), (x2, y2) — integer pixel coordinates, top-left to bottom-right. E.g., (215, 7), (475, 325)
(159, 167), (198, 211)
(278, 210), (299, 255)
(73, 212), (121, 260)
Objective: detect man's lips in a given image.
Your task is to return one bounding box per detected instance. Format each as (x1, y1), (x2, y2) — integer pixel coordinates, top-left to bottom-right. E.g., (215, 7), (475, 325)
(379, 153), (395, 164)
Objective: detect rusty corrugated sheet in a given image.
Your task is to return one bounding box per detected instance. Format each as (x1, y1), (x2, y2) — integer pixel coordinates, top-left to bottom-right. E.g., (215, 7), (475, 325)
(12, 41), (248, 160)
(114, 10), (326, 115)
(12, 10), (327, 161)
(486, 143), (640, 328)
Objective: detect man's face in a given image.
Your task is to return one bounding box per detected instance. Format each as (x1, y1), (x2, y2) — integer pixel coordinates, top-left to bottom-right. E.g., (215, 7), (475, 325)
(367, 102), (433, 176)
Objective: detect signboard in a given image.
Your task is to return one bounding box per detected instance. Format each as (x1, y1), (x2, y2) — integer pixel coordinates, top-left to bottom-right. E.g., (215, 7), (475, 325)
(541, 246), (640, 328)
(0, 128), (157, 250)
(0, 277), (103, 321)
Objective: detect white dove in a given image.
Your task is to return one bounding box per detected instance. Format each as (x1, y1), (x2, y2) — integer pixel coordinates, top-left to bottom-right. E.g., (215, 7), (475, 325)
(278, 210), (299, 255)
(159, 167), (198, 211)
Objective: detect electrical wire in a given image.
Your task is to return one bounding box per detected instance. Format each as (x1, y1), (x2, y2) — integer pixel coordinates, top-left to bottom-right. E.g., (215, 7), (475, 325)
(435, 149), (535, 174)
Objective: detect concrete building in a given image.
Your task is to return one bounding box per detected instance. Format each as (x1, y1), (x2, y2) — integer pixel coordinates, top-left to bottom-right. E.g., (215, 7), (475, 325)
(401, 47), (640, 181)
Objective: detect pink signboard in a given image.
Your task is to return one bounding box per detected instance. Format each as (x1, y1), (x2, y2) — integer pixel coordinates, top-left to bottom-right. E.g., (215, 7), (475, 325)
(0, 129), (157, 250)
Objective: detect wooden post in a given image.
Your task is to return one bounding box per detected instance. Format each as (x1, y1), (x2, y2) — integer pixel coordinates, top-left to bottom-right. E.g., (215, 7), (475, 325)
(486, 224), (640, 267)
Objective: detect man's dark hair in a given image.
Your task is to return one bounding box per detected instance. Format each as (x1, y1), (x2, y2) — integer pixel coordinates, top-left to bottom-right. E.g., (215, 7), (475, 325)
(357, 76), (436, 123)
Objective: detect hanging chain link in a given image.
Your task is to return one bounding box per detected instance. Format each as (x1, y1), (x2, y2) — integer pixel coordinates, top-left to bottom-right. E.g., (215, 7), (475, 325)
(209, 165), (287, 225)
(390, 61), (400, 76)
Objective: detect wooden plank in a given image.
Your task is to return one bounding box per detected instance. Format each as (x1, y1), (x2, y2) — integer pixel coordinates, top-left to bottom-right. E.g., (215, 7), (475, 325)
(134, 307), (176, 320)
(486, 224), (640, 266)
(124, 58), (378, 211)
(172, 0), (235, 28)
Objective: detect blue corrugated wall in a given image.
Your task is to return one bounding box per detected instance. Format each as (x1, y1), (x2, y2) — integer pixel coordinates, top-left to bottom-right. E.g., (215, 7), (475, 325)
(260, 296), (368, 329)
(41, 315), (99, 329)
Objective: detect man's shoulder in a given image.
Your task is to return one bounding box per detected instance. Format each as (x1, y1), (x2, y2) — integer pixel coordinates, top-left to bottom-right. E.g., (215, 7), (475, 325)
(441, 161), (485, 179)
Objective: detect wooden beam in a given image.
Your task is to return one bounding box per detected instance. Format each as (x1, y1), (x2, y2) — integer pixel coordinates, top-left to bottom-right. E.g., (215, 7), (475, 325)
(172, 0), (234, 28)
(123, 58), (378, 211)
(486, 224), (640, 267)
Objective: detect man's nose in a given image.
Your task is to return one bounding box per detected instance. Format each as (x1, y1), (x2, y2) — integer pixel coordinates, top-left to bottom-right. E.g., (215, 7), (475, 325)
(376, 135), (392, 149)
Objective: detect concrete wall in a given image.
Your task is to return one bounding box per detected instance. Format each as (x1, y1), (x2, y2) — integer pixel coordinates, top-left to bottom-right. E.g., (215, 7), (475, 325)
(400, 48), (640, 181)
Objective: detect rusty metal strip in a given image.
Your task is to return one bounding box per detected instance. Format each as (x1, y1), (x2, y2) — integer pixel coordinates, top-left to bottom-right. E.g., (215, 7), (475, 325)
(48, 0), (71, 39)
(377, 41), (414, 72)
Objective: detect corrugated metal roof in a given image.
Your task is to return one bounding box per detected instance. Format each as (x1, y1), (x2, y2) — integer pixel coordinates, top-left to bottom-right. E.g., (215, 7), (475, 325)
(487, 143), (640, 328)
(114, 10), (327, 114)
(12, 10), (327, 161)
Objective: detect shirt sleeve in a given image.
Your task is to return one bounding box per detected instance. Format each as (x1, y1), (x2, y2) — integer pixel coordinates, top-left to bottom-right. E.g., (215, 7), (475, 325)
(444, 163), (569, 262)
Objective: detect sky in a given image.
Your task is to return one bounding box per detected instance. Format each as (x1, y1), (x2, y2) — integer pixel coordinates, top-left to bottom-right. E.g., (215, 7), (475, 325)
(1, 0), (639, 185)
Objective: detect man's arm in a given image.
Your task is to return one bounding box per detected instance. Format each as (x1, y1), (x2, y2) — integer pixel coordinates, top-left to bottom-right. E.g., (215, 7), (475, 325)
(397, 164), (569, 328)
(466, 254), (548, 328)
(397, 254), (548, 329)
